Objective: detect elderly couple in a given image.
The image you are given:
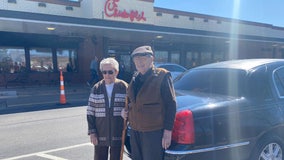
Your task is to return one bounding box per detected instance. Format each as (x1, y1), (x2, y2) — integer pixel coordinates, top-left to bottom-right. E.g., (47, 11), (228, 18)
(86, 46), (177, 160)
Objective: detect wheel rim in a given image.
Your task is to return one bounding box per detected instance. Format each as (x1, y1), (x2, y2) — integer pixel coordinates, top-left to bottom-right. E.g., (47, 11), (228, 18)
(259, 143), (282, 160)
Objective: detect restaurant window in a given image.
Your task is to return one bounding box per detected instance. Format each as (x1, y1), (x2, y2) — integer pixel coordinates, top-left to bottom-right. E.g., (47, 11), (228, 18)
(30, 48), (53, 72)
(186, 51), (198, 68)
(119, 54), (131, 73)
(155, 51), (168, 62)
(57, 49), (78, 72)
(200, 52), (212, 65)
(170, 52), (180, 64)
(0, 47), (26, 73)
(213, 52), (225, 62)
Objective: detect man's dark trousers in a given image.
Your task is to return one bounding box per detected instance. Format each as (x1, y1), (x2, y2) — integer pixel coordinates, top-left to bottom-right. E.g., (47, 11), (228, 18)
(130, 129), (164, 160)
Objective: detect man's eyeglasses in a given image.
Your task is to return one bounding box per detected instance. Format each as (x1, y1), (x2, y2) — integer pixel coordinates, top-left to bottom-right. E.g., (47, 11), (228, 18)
(102, 70), (114, 75)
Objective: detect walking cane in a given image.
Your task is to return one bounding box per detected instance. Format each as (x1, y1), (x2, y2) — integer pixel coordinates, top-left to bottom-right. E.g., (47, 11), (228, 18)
(120, 97), (128, 160)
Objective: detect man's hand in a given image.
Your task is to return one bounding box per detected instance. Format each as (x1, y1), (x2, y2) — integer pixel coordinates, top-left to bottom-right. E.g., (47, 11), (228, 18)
(121, 108), (128, 120)
(90, 133), (98, 145)
(162, 130), (172, 149)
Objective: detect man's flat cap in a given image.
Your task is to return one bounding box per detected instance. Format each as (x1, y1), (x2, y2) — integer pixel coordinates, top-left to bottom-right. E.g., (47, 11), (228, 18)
(131, 46), (153, 57)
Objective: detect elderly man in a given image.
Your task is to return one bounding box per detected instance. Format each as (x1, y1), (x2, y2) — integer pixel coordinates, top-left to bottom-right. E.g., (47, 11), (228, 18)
(121, 46), (176, 160)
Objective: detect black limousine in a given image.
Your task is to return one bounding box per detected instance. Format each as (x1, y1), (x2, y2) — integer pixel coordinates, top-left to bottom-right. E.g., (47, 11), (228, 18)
(165, 59), (284, 160)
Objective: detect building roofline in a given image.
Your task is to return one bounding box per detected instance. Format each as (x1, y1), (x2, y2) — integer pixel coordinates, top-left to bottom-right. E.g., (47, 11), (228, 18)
(154, 7), (284, 30)
(0, 9), (284, 43)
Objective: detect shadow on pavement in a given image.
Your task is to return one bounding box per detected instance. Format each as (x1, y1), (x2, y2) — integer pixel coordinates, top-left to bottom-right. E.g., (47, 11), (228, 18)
(0, 101), (86, 115)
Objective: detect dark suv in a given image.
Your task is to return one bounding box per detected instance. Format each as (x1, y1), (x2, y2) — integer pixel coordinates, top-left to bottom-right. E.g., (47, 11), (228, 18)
(165, 59), (284, 160)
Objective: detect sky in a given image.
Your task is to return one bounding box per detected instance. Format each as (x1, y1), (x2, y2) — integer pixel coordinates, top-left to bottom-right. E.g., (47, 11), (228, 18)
(154, 0), (284, 27)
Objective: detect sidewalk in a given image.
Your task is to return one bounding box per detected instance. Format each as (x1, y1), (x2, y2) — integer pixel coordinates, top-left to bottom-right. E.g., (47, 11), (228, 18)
(0, 83), (91, 113)
(4, 83), (90, 97)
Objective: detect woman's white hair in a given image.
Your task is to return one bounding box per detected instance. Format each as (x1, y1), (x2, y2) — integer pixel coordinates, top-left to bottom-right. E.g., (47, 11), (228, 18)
(99, 57), (119, 71)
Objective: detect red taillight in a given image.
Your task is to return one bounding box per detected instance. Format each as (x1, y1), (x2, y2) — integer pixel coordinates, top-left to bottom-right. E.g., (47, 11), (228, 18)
(172, 110), (195, 144)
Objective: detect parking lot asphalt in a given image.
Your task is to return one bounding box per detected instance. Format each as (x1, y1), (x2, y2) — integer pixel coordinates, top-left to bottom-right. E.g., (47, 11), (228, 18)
(0, 101), (132, 160)
(1, 143), (131, 160)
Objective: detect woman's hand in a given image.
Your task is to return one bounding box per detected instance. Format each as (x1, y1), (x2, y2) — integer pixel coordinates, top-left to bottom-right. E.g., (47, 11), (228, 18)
(90, 133), (98, 145)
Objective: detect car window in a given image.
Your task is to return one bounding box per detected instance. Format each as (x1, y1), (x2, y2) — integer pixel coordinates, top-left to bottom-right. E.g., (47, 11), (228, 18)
(273, 66), (284, 97)
(174, 68), (247, 97)
(247, 66), (272, 100)
(158, 65), (185, 72)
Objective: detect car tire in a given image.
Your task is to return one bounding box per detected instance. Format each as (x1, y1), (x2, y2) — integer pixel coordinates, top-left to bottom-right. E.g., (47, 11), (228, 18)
(250, 136), (284, 160)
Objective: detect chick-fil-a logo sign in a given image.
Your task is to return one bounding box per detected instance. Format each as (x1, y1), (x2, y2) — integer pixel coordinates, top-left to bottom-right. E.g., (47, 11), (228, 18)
(104, 0), (146, 22)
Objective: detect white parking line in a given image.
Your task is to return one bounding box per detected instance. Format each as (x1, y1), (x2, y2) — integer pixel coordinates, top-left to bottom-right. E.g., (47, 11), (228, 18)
(37, 153), (68, 160)
(2, 143), (92, 160)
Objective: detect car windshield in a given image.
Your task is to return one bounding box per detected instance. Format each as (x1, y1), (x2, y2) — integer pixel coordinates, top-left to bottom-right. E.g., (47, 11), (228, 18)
(174, 68), (247, 97)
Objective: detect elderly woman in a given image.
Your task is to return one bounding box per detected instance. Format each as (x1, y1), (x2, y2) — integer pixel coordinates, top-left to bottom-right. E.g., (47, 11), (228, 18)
(87, 57), (128, 160)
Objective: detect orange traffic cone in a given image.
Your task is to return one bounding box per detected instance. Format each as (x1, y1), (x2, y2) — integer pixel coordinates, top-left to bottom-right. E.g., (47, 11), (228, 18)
(59, 71), (67, 104)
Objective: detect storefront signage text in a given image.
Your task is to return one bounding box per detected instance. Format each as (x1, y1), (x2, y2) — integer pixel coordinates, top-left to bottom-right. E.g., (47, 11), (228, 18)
(104, 0), (147, 22)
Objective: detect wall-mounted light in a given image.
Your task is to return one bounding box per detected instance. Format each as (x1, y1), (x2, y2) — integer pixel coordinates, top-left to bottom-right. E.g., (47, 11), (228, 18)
(38, 2), (46, 7)
(156, 35), (163, 39)
(8, 0), (17, 4)
(66, 6), (73, 11)
(46, 27), (56, 31)
(156, 12), (162, 16)
(189, 17), (194, 21)
(173, 15), (179, 19)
